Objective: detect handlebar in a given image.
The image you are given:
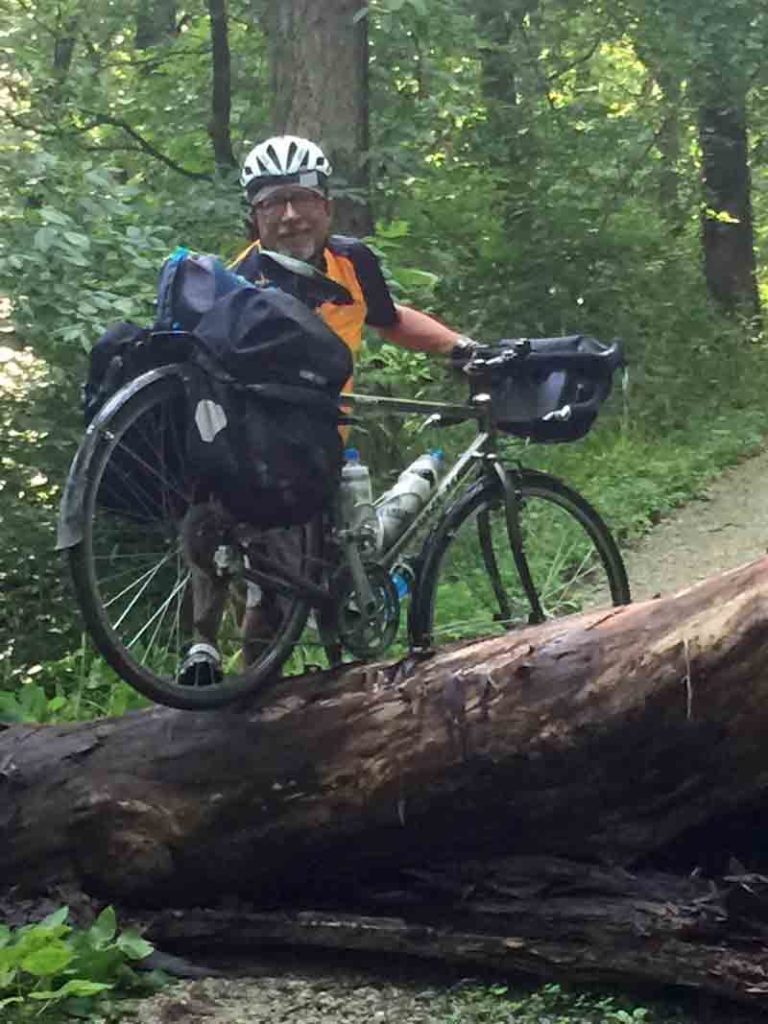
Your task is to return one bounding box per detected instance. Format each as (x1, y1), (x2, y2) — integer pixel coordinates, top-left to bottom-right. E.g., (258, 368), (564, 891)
(464, 336), (624, 378)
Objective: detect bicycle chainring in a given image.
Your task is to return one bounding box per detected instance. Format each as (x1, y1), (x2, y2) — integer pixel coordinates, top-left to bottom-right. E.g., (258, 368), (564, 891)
(334, 565), (400, 660)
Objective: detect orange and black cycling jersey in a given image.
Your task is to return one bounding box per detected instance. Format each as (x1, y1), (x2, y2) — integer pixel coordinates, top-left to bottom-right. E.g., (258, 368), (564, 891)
(231, 235), (398, 357)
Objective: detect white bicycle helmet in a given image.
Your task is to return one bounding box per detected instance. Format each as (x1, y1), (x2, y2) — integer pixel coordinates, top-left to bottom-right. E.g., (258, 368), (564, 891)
(240, 135), (333, 202)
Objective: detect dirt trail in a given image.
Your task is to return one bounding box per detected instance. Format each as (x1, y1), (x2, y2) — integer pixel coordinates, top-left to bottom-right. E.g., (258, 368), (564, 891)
(623, 447), (768, 601)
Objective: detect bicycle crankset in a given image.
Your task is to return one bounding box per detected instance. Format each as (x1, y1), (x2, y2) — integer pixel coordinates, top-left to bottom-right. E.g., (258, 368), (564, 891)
(333, 565), (400, 659)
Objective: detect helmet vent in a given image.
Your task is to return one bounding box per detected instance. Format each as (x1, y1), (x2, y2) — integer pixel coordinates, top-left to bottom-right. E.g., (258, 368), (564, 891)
(240, 136), (333, 193)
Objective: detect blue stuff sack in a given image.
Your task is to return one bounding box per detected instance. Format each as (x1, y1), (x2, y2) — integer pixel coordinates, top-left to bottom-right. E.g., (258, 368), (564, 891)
(154, 247), (253, 332)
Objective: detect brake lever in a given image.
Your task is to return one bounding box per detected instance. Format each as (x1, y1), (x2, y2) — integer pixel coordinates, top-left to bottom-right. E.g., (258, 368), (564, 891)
(464, 349), (517, 375)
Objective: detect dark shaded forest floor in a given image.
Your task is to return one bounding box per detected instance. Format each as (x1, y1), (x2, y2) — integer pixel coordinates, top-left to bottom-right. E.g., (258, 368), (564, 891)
(127, 948), (766, 1024)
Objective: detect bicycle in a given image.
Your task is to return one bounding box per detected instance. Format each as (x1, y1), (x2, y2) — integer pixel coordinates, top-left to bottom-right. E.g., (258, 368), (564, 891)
(57, 335), (629, 710)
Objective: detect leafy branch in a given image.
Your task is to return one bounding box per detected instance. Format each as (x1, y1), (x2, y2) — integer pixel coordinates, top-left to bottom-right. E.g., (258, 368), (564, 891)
(2, 107), (212, 180)
(82, 112), (213, 180)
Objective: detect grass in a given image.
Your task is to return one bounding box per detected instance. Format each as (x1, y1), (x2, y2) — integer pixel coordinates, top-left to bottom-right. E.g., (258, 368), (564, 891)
(523, 402), (768, 545)
(441, 983), (667, 1023)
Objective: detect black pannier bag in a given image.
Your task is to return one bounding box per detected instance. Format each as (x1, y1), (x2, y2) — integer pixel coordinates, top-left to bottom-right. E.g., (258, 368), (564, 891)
(82, 322), (192, 522)
(184, 370), (344, 528)
(192, 284), (353, 395)
(186, 283), (352, 528)
(84, 321), (150, 425)
(84, 250), (353, 529)
(473, 335), (624, 443)
(83, 321), (191, 424)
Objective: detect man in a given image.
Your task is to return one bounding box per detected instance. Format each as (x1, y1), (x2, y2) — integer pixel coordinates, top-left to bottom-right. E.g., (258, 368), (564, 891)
(233, 134), (475, 365)
(178, 135), (476, 686)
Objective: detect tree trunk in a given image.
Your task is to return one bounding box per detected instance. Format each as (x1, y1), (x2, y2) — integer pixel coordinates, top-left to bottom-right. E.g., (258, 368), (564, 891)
(264, 0), (372, 236)
(207, 0), (235, 170)
(473, 1), (539, 248)
(697, 78), (761, 319)
(53, 18), (79, 76)
(4, 558), (768, 1002)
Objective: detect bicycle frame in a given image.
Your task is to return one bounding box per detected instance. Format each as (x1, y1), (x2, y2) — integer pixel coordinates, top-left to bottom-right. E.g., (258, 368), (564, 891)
(240, 388), (545, 624)
(345, 391), (490, 569)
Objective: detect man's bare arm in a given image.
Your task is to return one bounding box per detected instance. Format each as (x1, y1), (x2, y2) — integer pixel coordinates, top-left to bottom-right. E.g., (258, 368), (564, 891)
(375, 304), (463, 356)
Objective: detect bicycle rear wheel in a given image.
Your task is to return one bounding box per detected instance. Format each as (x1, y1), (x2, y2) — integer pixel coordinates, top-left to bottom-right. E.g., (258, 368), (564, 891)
(68, 374), (315, 709)
(410, 468), (629, 649)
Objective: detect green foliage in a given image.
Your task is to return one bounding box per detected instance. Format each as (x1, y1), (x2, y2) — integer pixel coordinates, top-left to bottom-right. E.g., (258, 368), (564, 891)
(0, 0), (766, 725)
(0, 347), (82, 679)
(442, 982), (679, 1023)
(0, 905), (163, 1022)
(0, 154), (172, 367)
(0, 647), (148, 725)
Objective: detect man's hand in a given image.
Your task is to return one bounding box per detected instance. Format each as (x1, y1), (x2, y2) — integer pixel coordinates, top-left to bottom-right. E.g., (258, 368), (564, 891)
(449, 336), (481, 371)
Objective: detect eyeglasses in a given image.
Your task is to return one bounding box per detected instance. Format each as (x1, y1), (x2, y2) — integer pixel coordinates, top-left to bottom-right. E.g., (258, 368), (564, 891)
(253, 191), (326, 219)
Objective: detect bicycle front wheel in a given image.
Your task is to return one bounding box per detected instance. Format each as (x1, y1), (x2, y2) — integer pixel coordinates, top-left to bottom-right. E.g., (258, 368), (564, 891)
(68, 374), (314, 709)
(410, 468), (629, 649)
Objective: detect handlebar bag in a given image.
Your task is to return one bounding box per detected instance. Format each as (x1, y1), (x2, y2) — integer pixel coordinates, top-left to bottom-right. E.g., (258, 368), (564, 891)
(472, 335), (621, 443)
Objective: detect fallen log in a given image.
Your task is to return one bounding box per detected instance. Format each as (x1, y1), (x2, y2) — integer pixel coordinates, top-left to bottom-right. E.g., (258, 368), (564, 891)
(3, 558), (768, 1002)
(143, 856), (768, 1005)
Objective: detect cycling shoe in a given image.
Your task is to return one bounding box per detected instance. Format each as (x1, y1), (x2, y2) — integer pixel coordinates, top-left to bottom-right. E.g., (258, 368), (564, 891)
(177, 642), (223, 687)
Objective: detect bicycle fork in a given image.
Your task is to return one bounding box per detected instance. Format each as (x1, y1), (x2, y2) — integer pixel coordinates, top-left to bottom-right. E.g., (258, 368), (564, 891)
(480, 459), (545, 626)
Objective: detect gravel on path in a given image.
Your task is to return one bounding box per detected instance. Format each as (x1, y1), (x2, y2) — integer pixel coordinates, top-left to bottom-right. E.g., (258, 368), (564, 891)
(132, 969), (448, 1024)
(623, 447), (768, 601)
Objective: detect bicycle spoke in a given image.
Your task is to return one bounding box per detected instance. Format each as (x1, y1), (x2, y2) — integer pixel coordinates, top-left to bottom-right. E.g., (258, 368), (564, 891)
(127, 572), (190, 651)
(106, 550), (176, 620)
(142, 567), (191, 665)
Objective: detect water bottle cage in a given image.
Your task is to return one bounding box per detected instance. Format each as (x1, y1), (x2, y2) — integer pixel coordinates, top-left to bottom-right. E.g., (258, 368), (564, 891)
(355, 519), (381, 558)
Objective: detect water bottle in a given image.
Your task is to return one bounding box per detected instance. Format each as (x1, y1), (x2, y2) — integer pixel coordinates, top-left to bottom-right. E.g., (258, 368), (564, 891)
(340, 449), (381, 552)
(376, 450), (443, 549)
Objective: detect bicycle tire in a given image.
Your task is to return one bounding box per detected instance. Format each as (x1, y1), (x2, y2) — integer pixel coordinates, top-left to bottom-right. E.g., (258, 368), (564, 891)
(409, 467), (629, 649)
(68, 374), (314, 709)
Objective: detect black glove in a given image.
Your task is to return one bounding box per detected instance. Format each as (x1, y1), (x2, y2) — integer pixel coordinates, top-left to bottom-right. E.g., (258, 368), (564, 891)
(449, 336), (481, 371)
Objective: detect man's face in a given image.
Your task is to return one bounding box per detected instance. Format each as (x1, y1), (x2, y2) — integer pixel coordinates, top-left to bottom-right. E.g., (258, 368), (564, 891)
(250, 186), (332, 263)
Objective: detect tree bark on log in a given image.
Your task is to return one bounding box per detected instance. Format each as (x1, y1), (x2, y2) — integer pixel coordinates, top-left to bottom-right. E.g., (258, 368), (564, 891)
(3, 559), (768, 1002)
